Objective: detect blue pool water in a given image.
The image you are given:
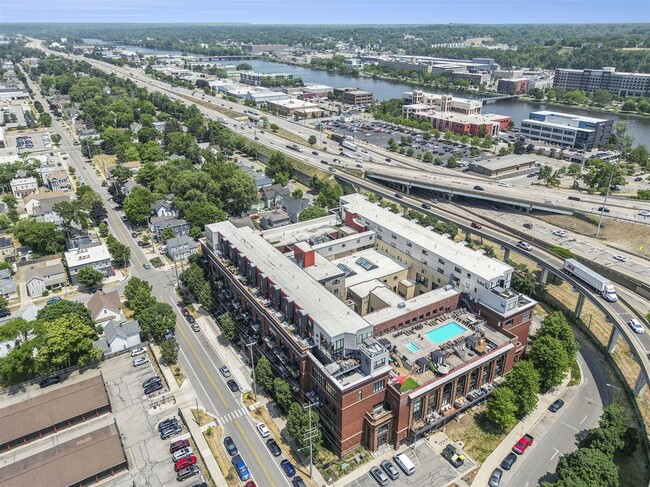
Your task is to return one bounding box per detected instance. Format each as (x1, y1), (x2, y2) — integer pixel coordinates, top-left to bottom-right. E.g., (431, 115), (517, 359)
(405, 341), (421, 353)
(425, 322), (467, 345)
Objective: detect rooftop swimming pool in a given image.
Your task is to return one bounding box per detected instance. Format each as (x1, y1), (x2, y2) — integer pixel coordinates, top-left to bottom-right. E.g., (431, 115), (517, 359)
(405, 341), (421, 353)
(425, 322), (467, 345)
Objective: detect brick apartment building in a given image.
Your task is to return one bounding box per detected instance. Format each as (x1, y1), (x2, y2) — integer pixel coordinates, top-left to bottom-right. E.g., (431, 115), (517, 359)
(202, 196), (535, 456)
(497, 78), (530, 95)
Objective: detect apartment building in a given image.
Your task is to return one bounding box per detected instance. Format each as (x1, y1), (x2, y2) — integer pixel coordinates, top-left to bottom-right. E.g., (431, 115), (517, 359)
(201, 195), (534, 456)
(333, 87), (374, 105)
(497, 78), (529, 95)
(554, 67), (650, 97)
(403, 108), (510, 137)
(240, 72), (294, 86)
(64, 244), (112, 285)
(519, 110), (614, 150)
(10, 176), (38, 199)
(403, 91), (483, 115)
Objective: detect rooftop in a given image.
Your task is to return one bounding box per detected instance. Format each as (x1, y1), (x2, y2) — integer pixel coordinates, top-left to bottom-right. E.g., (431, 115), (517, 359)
(301, 250), (345, 283)
(262, 214), (339, 248)
(87, 290), (121, 319)
(470, 154), (538, 170)
(530, 110), (611, 124)
(364, 286), (459, 326)
(24, 262), (65, 282)
(64, 244), (111, 268)
(331, 248), (407, 288)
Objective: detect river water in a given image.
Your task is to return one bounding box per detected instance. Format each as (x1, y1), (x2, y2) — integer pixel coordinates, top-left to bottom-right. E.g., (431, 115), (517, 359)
(83, 41), (650, 146)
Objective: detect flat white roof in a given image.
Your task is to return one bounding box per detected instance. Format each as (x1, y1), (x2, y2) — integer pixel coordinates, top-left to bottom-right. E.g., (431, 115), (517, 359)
(341, 193), (512, 282)
(64, 244), (111, 268)
(530, 110), (609, 124)
(261, 214), (339, 248)
(364, 286), (460, 326)
(302, 251), (345, 283)
(267, 98), (319, 109)
(206, 222), (371, 339)
(332, 248), (407, 288)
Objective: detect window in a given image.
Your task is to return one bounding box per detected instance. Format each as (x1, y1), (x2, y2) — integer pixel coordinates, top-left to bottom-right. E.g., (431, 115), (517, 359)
(454, 266), (461, 274)
(466, 273), (471, 279)
(373, 379), (385, 393)
(391, 233), (397, 240)
(437, 268), (445, 276)
(374, 357), (386, 369)
(358, 390), (363, 401)
(523, 311), (532, 322)
(438, 258), (445, 265)
(420, 259), (427, 266)
(422, 249), (428, 256)
(406, 241), (412, 247)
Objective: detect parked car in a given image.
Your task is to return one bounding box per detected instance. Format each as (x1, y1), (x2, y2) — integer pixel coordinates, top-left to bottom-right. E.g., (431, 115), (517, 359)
(280, 459), (296, 477)
(292, 477), (308, 487)
(130, 347), (146, 357)
(132, 356), (149, 367)
(176, 465), (200, 481)
(256, 422), (270, 438)
(227, 380), (239, 392)
(160, 424), (182, 440)
(219, 366), (231, 378)
(144, 382), (163, 394)
(488, 468), (503, 487)
(548, 399), (565, 412)
(223, 436), (238, 456)
(159, 417), (179, 431)
(46, 296), (62, 305)
(380, 460), (399, 480)
(191, 323), (200, 332)
(232, 455), (250, 481)
(170, 439), (190, 454)
(628, 319), (645, 334)
(266, 439), (281, 456)
(143, 376), (161, 389)
(172, 446), (194, 462)
(174, 455), (197, 472)
(442, 444), (465, 467)
(369, 466), (389, 486)
(181, 307), (190, 317)
(39, 376), (62, 388)
(500, 452), (517, 470)
(186, 315), (196, 324)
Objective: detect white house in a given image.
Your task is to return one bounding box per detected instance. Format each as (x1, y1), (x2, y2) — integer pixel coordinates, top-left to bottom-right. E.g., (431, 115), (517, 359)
(10, 177), (38, 199)
(95, 320), (142, 354)
(87, 290), (123, 324)
(23, 191), (71, 225)
(64, 244), (112, 285)
(24, 262), (67, 297)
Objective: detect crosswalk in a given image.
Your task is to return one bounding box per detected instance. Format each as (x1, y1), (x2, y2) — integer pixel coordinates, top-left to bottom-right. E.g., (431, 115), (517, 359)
(216, 407), (248, 426)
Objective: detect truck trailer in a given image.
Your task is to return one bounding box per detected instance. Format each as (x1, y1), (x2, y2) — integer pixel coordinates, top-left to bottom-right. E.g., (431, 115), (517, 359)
(341, 140), (358, 152)
(563, 259), (617, 302)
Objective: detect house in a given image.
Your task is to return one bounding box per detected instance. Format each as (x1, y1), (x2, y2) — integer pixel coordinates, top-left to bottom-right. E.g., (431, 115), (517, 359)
(24, 262), (66, 297)
(129, 122), (142, 133)
(150, 216), (190, 241)
(150, 199), (179, 218)
(78, 128), (100, 140)
(152, 121), (166, 132)
(64, 244), (112, 285)
(10, 177), (38, 199)
(87, 290), (123, 324)
(123, 180), (139, 196)
(166, 236), (199, 262)
(95, 319), (141, 354)
(0, 268), (17, 300)
(0, 236), (14, 260)
(44, 170), (72, 192)
(122, 161), (142, 173)
(260, 184), (290, 209)
(23, 191), (71, 224)
(66, 228), (93, 250)
(260, 209), (291, 229)
(282, 194), (312, 223)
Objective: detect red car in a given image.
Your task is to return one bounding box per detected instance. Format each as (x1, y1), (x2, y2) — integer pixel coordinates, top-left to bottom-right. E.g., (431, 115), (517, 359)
(174, 455), (197, 472)
(470, 222), (482, 230)
(170, 439), (190, 454)
(244, 482), (257, 487)
(181, 307), (190, 317)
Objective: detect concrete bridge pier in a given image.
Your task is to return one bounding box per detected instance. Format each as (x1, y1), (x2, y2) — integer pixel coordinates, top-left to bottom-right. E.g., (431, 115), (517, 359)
(539, 267), (549, 285)
(607, 326), (620, 354)
(634, 371), (648, 397)
(574, 293), (585, 318)
(503, 248), (510, 261)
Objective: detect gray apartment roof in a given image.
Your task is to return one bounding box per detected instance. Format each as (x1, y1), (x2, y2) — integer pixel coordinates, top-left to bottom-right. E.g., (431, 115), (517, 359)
(0, 269), (11, 280)
(0, 236), (11, 249)
(24, 262), (66, 283)
(261, 210), (290, 223)
(166, 235), (198, 249)
(105, 320), (141, 343)
(151, 216), (189, 229)
(151, 199), (173, 212)
(206, 222), (371, 340)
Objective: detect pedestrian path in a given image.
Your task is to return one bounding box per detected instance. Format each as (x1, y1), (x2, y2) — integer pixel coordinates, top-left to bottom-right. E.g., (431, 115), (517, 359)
(215, 406), (249, 426)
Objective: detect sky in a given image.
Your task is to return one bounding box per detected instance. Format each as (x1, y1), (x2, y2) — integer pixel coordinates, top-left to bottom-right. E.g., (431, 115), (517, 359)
(0, 0), (649, 24)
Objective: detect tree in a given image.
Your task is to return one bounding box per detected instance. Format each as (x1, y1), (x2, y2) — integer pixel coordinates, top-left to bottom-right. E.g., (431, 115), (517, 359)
(0, 344), (41, 387)
(111, 164), (133, 184)
(37, 299), (92, 327)
(286, 402), (323, 454)
(591, 89), (614, 106)
(180, 263), (213, 310)
(106, 234), (131, 267)
(387, 138), (398, 151)
(484, 387), (518, 429)
(124, 277), (155, 314)
(308, 135), (317, 146)
(423, 151), (433, 163)
(528, 334), (570, 390)
(0, 297), (8, 316)
(536, 165), (565, 187)
(269, 123), (279, 132)
(39, 113), (52, 127)
(89, 200), (108, 225)
(53, 201), (85, 233)
(76, 266), (104, 290)
(219, 312), (237, 341)
(581, 159), (626, 191)
(273, 377), (294, 412)
(236, 62), (252, 71)
(505, 360), (540, 417)
(138, 302), (176, 340)
(291, 188), (303, 200)
(13, 218), (65, 255)
(123, 186), (155, 224)
(536, 312), (579, 361)
(161, 226), (176, 241)
(298, 206), (328, 222)
(628, 145), (649, 168)
(506, 260), (538, 297)
(184, 202), (225, 237)
(316, 183), (344, 209)
(160, 339), (179, 365)
(36, 315), (102, 371)
(0, 318), (33, 343)
(580, 403), (630, 457)
(554, 448), (619, 487)
(254, 356), (275, 391)
(265, 152), (293, 184)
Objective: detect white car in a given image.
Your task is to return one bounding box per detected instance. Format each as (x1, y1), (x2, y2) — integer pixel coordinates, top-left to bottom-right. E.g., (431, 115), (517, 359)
(544, 200), (555, 205)
(517, 241), (533, 251)
(498, 181), (510, 187)
(131, 347), (146, 357)
(256, 422), (270, 438)
(639, 210), (650, 217)
(132, 356), (149, 367)
(628, 319), (644, 334)
(172, 446), (194, 462)
(552, 230), (567, 237)
(612, 255), (628, 262)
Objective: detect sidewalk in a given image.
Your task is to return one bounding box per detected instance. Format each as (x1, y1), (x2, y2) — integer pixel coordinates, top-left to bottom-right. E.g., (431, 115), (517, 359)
(470, 374), (572, 486)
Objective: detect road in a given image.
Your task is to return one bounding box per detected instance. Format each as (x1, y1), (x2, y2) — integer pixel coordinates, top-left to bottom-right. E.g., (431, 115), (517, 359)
(21, 69), (292, 487)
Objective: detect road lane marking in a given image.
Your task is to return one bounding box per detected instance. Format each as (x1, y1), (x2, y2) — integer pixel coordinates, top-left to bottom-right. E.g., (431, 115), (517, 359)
(561, 422), (580, 433)
(551, 448), (560, 460)
(233, 418), (278, 487)
(580, 415), (588, 425)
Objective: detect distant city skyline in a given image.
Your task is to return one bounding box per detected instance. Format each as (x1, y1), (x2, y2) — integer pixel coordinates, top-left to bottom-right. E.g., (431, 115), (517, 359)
(1, 0), (649, 24)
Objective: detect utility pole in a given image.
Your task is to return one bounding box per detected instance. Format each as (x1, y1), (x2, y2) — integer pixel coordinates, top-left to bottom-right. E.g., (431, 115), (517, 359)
(303, 402), (317, 478)
(246, 340), (257, 401)
(595, 165), (615, 238)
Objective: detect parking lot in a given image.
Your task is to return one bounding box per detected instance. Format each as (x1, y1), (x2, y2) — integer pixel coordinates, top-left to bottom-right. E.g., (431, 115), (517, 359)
(343, 440), (476, 487)
(5, 129), (53, 152)
(99, 351), (206, 486)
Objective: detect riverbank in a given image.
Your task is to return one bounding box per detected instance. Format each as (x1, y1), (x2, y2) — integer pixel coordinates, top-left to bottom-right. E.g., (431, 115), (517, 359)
(517, 96), (650, 120)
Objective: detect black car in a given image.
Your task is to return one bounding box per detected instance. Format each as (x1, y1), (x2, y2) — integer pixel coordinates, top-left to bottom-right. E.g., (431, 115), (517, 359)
(549, 399), (565, 412)
(380, 460), (400, 480)
(0, 308), (11, 318)
(186, 315), (196, 324)
(142, 376), (161, 389)
(421, 203), (431, 210)
(598, 206), (610, 213)
(473, 185), (485, 191)
(266, 438), (281, 457)
(227, 380), (240, 392)
(144, 382), (163, 395)
(500, 452), (517, 470)
(223, 436), (238, 456)
(291, 477), (308, 487)
(39, 376), (62, 388)
(158, 417), (179, 431)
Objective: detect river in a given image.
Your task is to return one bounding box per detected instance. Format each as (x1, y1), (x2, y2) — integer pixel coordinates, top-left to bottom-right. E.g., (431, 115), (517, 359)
(83, 40), (650, 146)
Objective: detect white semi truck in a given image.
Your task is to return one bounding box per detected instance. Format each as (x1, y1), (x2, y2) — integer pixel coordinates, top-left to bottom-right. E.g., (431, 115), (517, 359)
(563, 259), (617, 302)
(341, 140), (358, 152)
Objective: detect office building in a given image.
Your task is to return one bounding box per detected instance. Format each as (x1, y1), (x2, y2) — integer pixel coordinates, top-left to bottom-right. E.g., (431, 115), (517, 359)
(266, 98), (324, 117)
(519, 110), (613, 150)
(341, 89), (374, 105)
(554, 67), (650, 97)
(403, 107), (511, 137)
(403, 91), (483, 115)
(240, 72), (295, 86)
(201, 195), (534, 456)
(497, 78), (529, 95)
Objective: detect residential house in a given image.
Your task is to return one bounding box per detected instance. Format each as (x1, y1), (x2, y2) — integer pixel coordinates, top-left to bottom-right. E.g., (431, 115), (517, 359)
(260, 184), (290, 209)
(123, 180), (139, 196)
(0, 268), (17, 300)
(129, 122), (143, 133)
(166, 236), (199, 262)
(64, 244), (112, 285)
(78, 128), (100, 140)
(87, 290), (123, 324)
(24, 262), (67, 297)
(44, 170), (72, 192)
(152, 121), (166, 132)
(260, 209), (291, 229)
(0, 236), (14, 260)
(94, 319), (142, 354)
(66, 228), (93, 250)
(150, 216), (190, 241)
(10, 177), (38, 199)
(151, 199), (179, 218)
(23, 191), (71, 224)
(281, 194), (312, 223)
(123, 161), (142, 173)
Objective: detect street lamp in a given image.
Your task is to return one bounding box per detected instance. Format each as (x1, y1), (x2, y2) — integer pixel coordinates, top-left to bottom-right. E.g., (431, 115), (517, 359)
(246, 340), (257, 401)
(606, 383), (622, 403)
(595, 161), (617, 238)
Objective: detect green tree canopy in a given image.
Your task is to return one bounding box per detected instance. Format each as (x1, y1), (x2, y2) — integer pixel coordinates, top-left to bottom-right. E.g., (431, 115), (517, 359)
(286, 402), (323, 454)
(553, 447), (619, 487)
(123, 185), (155, 224)
(37, 300), (92, 326)
(138, 302), (176, 340)
(76, 266), (104, 290)
(160, 339), (179, 365)
(536, 312), (579, 361)
(254, 355), (275, 391)
(13, 218), (65, 255)
(124, 277), (154, 314)
(505, 360), (540, 417)
(36, 315), (102, 371)
(485, 386), (518, 429)
(298, 206), (328, 222)
(528, 334), (570, 390)
(219, 312), (237, 341)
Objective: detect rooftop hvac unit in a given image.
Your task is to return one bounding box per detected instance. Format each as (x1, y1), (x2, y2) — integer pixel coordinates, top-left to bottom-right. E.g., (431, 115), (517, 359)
(397, 301), (406, 309)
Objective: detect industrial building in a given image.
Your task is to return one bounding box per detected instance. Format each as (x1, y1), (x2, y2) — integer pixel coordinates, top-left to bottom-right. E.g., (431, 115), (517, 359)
(519, 110), (613, 150)
(201, 195), (535, 455)
(553, 66), (650, 97)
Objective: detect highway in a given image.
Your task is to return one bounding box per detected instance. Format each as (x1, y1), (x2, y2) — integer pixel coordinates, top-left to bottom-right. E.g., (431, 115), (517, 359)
(21, 69), (291, 487)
